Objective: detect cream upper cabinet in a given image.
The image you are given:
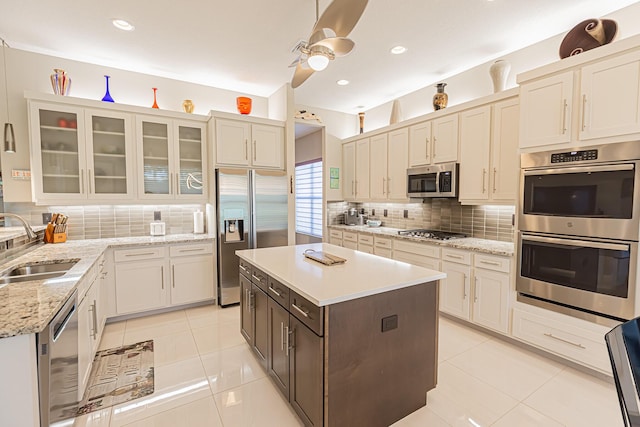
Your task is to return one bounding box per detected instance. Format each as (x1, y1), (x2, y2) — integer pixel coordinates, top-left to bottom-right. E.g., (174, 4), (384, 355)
(579, 50), (640, 141)
(342, 142), (356, 200)
(342, 138), (369, 201)
(491, 98), (520, 201)
(432, 114), (459, 163)
(215, 118), (284, 169)
(355, 139), (370, 200)
(387, 128), (409, 199)
(29, 101), (137, 203)
(369, 129), (408, 200)
(409, 121), (432, 166)
(459, 106), (492, 201)
(369, 134), (387, 199)
(137, 116), (207, 201)
(459, 98), (520, 204)
(519, 71), (574, 149)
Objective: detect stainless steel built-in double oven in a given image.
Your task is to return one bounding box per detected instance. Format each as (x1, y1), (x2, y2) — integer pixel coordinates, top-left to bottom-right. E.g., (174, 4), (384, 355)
(517, 141), (640, 324)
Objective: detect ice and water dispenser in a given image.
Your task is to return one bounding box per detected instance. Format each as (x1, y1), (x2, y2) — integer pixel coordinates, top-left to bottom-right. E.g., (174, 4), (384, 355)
(224, 219), (244, 242)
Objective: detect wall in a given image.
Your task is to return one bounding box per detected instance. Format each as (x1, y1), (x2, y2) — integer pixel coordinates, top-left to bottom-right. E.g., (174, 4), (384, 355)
(4, 202), (204, 240)
(328, 200), (515, 243)
(295, 130), (322, 164)
(361, 2), (640, 133)
(0, 47), (271, 202)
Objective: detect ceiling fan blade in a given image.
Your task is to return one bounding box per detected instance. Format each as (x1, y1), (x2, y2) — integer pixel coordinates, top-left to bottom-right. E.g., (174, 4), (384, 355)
(291, 62), (315, 88)
(312, 37), (355, 56)
(312, 0), (368, 38)
(288, 55), (303, 68)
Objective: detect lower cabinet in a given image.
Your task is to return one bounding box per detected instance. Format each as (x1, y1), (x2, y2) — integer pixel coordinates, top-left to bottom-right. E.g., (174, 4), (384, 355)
(240, 274), (253, 344)
(113, 242), (215, 316)
(78, 267), (102, 399)
(240, 269), (269, 368)
(268, 298), (290, 395)
(439, 260), (472, 320)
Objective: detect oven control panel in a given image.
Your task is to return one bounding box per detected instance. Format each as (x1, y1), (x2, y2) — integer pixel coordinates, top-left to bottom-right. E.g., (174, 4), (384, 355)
(550, 149), (598, 163)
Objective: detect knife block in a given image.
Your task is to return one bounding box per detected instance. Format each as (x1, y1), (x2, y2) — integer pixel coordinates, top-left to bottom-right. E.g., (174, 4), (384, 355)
(44, 224), (67, 243)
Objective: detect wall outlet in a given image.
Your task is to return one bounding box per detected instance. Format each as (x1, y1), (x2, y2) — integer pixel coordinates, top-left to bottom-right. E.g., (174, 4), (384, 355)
(403, 209), (409, 219)
(154, 211), (161, 221)
(383, 209), (388, 217)
(42, 213), (52, 224)
(381, 315), (398, 332)
(371, 208), (375, 216)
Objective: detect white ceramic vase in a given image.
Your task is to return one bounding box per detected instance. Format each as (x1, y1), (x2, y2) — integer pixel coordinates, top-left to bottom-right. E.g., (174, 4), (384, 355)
(489, 60), (511, 93)
(389, 99), (402, 125)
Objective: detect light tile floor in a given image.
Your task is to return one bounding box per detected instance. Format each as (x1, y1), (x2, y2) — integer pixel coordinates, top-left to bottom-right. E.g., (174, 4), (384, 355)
(73, 304), (623, 427)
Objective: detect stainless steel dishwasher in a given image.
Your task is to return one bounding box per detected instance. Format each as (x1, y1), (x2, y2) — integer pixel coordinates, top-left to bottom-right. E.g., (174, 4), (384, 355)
(37, 290), (79, 426)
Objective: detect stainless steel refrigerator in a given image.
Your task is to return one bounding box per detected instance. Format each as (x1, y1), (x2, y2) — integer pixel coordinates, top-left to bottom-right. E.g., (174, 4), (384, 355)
(216, 168), (288, 306)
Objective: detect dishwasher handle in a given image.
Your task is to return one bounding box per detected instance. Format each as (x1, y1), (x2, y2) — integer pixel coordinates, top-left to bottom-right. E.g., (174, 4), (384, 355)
(52, 292), (77, 342)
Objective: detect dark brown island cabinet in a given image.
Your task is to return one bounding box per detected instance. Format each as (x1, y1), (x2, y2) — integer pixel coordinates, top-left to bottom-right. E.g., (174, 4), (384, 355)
(237, 244), (442, 427)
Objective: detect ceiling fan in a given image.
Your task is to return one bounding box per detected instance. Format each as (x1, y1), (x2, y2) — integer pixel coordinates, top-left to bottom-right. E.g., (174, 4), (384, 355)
(290, 0), (368, 88)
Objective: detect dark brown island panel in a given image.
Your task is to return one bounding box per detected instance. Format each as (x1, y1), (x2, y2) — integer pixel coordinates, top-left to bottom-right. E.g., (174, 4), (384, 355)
(237, 243), (442, 427)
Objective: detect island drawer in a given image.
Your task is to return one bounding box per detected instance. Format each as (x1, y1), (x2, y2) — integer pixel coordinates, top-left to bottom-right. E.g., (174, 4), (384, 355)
(267, 276), (290, 308)
(251, 266), (269, 292)
(114, 246), (165, 262)
(290, 290), (324, 336)
(239, 259), (253, 279)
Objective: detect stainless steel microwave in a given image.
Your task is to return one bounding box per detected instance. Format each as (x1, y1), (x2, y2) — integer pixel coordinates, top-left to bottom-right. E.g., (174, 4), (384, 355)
(407, 162), (458, 198)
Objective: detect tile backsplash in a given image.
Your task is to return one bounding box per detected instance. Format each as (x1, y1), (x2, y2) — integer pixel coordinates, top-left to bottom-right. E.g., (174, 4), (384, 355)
(4, 203), (206, 240)
(327, 200), (515, 242)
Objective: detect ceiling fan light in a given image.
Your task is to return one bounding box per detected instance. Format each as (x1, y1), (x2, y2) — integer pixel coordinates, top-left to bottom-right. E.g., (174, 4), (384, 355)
(308, 53), (330, 71)
(112, 19), (135, 31)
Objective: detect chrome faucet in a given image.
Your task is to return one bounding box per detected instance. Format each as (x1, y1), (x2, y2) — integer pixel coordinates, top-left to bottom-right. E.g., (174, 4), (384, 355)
(0, 213), (38, 241)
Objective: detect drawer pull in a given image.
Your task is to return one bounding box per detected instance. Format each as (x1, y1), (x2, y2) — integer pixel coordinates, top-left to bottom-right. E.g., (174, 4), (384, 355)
(445, 254), (463, 260)
(178, 248), (205, 253)
(480, 260), (501, 266)
(268, 286), (282, 297)
(252, 274), (263, 283)
(291, 303), (309, 318)
(126, 252), (155, 257)
(239, 265), (248, 272)
(543, 333), (586, 349)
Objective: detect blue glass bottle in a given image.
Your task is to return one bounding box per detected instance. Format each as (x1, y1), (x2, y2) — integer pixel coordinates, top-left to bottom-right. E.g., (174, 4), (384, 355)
(102, 75), (114, 102)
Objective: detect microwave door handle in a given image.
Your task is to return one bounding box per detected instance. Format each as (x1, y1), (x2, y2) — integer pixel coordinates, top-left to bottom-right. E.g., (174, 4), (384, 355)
(523, 163), (634, 176)
(522, 234), (629, 252)
(435, 172), (440, 193)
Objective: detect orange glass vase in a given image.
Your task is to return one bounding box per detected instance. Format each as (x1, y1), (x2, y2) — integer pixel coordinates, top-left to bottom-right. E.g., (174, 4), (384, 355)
(236, 96), (252, 115)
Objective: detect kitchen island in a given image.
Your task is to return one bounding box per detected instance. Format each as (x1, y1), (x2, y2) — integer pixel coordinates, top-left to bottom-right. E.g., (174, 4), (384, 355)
(236, 243), (446, 427)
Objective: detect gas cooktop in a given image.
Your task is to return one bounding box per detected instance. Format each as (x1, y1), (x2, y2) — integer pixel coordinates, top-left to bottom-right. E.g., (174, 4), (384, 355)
(397, 229), (467, 240)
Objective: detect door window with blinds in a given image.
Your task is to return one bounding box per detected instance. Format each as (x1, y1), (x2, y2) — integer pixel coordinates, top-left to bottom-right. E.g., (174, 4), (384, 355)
(295, 160), (323, 238)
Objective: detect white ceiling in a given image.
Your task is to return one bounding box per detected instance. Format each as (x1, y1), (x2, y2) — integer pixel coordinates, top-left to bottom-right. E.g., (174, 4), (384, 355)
(1, 0), (638, 114)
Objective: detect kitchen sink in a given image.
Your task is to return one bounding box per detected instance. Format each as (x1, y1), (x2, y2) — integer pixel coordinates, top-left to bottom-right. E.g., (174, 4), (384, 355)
(0, 260), (78, 286)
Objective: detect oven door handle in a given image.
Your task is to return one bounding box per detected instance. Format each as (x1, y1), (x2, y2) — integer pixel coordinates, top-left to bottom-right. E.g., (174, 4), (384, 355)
(523, 163), (634, 176)
(521, 233), (629, 252)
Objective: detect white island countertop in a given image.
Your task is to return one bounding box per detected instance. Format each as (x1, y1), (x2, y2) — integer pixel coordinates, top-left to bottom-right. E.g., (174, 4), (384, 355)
(236, 243), (446, 306)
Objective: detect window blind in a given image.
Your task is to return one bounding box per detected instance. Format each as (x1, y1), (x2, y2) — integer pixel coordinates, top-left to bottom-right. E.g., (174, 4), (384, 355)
(295, 160), (323, 238)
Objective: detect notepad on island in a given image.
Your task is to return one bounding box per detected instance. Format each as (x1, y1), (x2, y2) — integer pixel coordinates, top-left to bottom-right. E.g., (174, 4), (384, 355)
(303, 250), (346, 266)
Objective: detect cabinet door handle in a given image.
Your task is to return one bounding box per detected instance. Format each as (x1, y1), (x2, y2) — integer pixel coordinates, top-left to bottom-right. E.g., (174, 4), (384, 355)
(474, 277), (479, 302)
(268, 286), (282, 297)
(543, 333), (586, 349)
(561, 99), (568, 134)
(462, 274), (468, 299)
(280, 321), (285, 351)
(245, 288), (249, 311)
(91, 300), (98, 339)
(80, 169), (85, 194)
(291, 302), (309, 318)
(492, 168), (497, 193)
(161, 266), (164, 289)
(433, 136), (437, 158)
(284, 326), (291, 356)
(244, 139), (248, 160)
(382, 178), (386, 195)
(387, 177), (391, 195)
(581, 94), (587, 131)
(88, 169), (93, 194)
(482, 169), (486, 193)
(172, 265), (176, 288)
(425, 137), (429, 159)
(253, 140), (256, 161)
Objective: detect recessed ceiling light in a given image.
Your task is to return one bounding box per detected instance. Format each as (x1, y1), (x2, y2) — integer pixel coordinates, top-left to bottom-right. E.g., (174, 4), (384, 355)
(390, 46), (407, 55)
(112, 19), (135, 31)
(356, 105), (365, 109)
(337, 79), (350, 86)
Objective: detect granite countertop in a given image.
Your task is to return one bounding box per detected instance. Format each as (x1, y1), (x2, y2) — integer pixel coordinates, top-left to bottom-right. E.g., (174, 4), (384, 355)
(0, 233), (215, 339)
(0, 225), (47, 241)
(328, 225), (515, 257)
(237, 243), (446, 306)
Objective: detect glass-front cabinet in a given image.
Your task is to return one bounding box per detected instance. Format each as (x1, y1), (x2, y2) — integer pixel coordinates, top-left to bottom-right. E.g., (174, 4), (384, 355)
(136, 116), (206, 200)
(29, 102), (135, 203)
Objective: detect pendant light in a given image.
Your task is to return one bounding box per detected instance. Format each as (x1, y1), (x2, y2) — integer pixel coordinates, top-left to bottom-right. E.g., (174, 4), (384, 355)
(2, 39), (15, 153)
